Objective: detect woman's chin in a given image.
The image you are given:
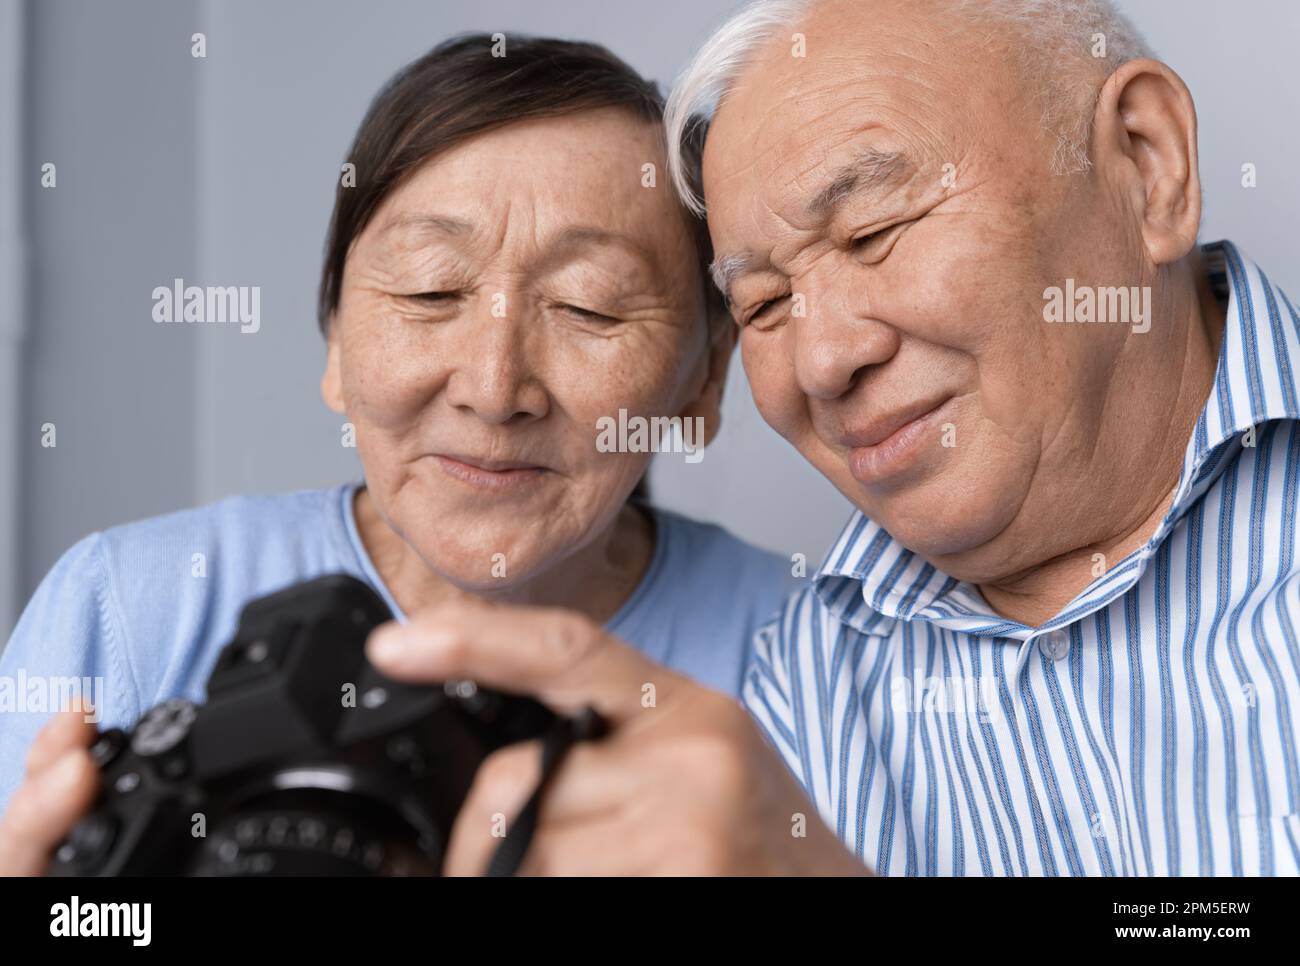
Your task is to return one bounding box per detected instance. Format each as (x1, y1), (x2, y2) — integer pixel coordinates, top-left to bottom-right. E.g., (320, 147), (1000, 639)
(409, 531), (569, 592)
(432, 558), (552, 595)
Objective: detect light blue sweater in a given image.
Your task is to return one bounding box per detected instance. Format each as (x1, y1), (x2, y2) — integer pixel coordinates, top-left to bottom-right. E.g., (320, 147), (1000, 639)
(0, 483), (797, 815)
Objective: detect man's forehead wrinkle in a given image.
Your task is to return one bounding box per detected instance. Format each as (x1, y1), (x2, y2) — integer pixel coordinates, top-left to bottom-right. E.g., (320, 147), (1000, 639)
(723, 74), (937, 201)
(729, 14), (988, 150)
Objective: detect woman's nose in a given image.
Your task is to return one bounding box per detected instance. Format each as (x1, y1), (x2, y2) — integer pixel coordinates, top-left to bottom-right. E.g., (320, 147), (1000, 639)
(443, 308), (549, 424)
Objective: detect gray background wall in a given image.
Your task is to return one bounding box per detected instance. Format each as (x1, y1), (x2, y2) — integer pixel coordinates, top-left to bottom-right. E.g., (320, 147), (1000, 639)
(3, 0), (1298, 636)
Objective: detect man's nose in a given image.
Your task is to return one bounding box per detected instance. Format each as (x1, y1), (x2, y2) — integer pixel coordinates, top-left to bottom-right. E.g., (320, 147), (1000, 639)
(443, 300), (549, 424)
(791, 282), (900, 400)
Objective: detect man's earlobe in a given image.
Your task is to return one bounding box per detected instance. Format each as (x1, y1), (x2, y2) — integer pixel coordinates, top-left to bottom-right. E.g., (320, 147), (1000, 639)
(1093, 58), (1201, 265)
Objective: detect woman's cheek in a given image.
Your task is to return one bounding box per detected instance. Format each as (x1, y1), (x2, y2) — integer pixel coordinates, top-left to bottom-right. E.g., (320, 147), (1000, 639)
(558, 328), (695, 421)
(343, 331), (443, 427)
(537, 342), (671, 490)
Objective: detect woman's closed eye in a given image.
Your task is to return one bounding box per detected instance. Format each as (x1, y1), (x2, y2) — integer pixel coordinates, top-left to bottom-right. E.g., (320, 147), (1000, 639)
(396, 290), (468, 320)
(551, 300), (619, 323)
(396, 289), (621, 322)
(406, 290), (463, 304)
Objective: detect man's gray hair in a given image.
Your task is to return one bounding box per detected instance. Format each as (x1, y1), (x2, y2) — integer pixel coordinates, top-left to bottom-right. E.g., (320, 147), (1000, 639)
(665, 0), (1154, 215)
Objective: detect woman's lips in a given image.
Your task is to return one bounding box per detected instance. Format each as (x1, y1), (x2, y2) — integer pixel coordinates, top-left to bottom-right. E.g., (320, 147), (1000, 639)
(847, 397), (953, 484)
(430, 454), (548, 491)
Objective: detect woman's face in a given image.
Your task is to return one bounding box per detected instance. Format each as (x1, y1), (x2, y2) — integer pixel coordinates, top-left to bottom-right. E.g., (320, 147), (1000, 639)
(323, 108), (727, 590)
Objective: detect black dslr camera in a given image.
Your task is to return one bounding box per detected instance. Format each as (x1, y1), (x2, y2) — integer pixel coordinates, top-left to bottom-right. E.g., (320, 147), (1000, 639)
(49, 574), (603, 876)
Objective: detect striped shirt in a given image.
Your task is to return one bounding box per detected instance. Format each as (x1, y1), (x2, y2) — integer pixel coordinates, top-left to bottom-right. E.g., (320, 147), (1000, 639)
(744, 240), (1300, 876)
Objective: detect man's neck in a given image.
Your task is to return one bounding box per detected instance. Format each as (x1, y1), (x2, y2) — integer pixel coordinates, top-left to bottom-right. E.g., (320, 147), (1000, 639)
(977, 484), (1179, 626)
(977, 253), (1228, 628)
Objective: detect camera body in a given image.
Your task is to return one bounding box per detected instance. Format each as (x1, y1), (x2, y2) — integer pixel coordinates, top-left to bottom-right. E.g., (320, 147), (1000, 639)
(49, 574), (559, 875)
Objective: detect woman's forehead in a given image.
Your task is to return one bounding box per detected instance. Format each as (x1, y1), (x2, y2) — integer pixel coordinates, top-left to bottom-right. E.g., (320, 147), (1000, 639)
(360, 129), (698, 263)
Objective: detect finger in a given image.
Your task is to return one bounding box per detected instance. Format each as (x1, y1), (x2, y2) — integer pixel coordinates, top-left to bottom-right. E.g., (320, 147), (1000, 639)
(442, 738), (638, 876)
(367, 601), (688, 724)
(514, 816), (660, 876)
(26, 700), (99, 775)
(0, 748), (100, 875)
(442, 741), (541, 877)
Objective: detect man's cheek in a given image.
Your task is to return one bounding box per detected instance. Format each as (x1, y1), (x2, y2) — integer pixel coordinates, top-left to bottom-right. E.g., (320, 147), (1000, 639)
(743, 343), (806, 442)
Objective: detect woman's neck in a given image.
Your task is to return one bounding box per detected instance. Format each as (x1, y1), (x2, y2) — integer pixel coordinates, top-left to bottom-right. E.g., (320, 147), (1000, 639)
(351, 486), (656, 625)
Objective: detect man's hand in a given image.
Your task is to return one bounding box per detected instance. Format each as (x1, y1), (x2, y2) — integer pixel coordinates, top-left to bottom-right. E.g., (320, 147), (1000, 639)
(367, 602), (869, 876)
(0, 700), (101, 875)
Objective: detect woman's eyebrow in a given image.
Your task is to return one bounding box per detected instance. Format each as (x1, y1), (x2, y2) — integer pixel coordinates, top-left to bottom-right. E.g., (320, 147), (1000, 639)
(534, 226), (658, 275)
(374, 217), (652, 264)
(377, 213), (473, 243)
(550, 226), (654, 259)
(365, 214), (474, 268)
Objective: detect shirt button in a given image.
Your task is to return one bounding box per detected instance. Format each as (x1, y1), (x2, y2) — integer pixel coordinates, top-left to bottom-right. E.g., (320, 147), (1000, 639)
(1039, 630), (1071, 661)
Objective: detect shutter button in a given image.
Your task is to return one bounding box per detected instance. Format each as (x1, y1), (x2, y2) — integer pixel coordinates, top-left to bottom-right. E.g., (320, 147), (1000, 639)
(131, 698), (197, 756)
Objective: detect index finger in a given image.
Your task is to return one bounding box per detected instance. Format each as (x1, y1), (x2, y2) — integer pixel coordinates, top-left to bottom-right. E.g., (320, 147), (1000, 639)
(365, 601), (687, 724)
(26, 697), (99, 775)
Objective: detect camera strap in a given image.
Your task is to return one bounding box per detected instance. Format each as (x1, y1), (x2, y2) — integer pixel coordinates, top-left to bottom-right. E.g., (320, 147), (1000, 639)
(485, 706), (608, 876)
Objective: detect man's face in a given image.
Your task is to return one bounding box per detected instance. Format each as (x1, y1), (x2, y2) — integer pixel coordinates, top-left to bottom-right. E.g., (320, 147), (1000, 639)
(703, 0), (1145, 567)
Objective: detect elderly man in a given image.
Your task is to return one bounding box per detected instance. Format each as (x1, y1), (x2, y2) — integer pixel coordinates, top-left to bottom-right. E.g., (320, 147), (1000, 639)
(14, 0), (1299, 876)
(660, 0), (1300, 876)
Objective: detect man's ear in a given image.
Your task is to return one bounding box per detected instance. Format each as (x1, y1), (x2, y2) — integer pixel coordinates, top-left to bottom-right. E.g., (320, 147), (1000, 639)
(1091, 58), (1201, 265)
(678, 304), (737, 447)
(320, 318), (346, 414)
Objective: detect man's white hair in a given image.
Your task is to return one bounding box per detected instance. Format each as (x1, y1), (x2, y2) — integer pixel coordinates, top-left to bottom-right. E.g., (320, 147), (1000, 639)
(665, 0), (1154, 215)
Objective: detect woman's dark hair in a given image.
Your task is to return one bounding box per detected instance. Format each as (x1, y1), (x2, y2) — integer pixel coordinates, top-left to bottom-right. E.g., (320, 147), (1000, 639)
(317, 33), (720, 502)
(317, 32), (717, 334)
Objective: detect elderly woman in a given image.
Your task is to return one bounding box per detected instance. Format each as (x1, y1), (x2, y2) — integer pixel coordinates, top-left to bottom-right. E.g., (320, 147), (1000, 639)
(0, 34), (793, 870)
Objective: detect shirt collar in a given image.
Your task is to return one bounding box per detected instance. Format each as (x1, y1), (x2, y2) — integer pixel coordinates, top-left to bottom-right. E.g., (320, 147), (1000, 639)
(814, 240), (1300, 637)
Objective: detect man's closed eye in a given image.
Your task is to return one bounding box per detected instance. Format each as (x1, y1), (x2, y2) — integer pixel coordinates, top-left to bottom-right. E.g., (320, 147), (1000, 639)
(743, 295), (789, 327)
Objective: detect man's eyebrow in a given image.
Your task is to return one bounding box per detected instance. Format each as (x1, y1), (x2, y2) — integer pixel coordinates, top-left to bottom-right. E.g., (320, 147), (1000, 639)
(710, 251), (759, 302)
(709, 150), (910, 302)
(806, 148), (911, 219)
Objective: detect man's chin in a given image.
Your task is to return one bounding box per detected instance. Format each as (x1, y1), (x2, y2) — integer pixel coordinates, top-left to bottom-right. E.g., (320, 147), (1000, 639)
(859, 494), (1017, 565)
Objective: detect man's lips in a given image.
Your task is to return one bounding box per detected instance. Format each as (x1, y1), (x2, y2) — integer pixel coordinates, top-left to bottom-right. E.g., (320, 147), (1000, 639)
(841, 395), (953, 483)
(839, 395), (952, 449)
